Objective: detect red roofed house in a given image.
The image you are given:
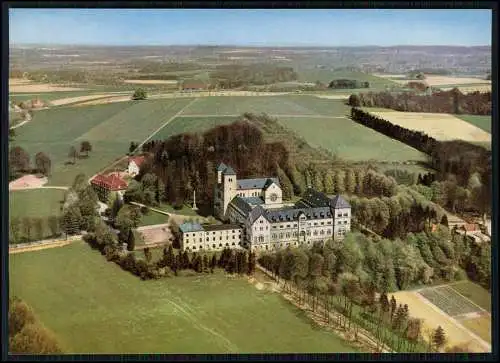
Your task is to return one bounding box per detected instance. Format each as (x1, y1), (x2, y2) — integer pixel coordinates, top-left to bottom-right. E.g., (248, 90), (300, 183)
(90, 173), (128, 203)
(180, 80), (207, 92)
(128, 155), (146, 177)
(460, 223), (479, 233)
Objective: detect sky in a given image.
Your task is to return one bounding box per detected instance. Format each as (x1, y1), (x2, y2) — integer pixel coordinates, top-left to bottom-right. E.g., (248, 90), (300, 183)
(9, 9), (492, 47)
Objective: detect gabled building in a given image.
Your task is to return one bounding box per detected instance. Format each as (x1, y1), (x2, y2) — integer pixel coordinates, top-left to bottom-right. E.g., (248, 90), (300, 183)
(128, 155), (146, 177)
(179, 222), (243, 252)
(90, 173), (128, 203)
(178, 162), (352, 252)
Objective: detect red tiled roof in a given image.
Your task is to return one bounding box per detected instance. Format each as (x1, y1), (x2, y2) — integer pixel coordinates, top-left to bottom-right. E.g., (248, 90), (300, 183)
(129, 155), (145, 167)
(462, 223), (478, 232)
(91, 173), (128, 191)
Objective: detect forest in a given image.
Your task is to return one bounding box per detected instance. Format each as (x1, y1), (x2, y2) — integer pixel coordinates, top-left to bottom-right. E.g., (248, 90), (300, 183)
(328, 79), (370, 89)
(350, 108), (491, 218)
(209, 64), (298, 88)
(349, 89), (491, 115)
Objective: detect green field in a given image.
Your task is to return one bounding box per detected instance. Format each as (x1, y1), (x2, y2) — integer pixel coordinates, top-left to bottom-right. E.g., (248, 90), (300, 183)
(153, 116), (238, 140)
(276, 115), (427, 162)
(10, 243), (357, 353)
(12, 98), (194, 186)
(139, 211), (169, 226)
(456, 115), (491, 133)
(9, 189), (66, 219)
(450, 281), (491, 312)
(295, 69), (398, 89)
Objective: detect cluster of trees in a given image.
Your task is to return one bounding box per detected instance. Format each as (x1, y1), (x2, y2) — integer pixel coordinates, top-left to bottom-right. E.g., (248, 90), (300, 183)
(9, 146), (52, 179)
(9, 298), (62, 354)
(67, 141), (93, 164)
(132, 88), (147, 100)
(123, 173), (165, 207)
(209, 64), (298, 89)
(60, 174), (101, 236)
(156, 245), (256, 276)
(349, 89), (491, 115)
(328, 79), (369, 89)
(351, 109), (491, 217)
(257, 240), (452, 352)
(349, 185), (446, 238)
(133, 61), (202, 74)
(9, 215), (62, 244)
(406, 82), (429, 92)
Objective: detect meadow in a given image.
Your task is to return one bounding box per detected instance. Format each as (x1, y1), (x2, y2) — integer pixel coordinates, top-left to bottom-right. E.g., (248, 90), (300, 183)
(276, 115), (427, 162)
(12, 98), (194, 186)
(456, 115), (491, 134)
(295, 68), (398, 90)
(9, 243), (357, 353)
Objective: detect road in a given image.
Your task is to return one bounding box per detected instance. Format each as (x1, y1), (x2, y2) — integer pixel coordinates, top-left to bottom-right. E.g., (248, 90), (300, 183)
(9, 235), (83, 254)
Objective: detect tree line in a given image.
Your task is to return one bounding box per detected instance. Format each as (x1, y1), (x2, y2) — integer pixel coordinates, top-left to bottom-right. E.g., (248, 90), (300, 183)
(9, 298), (62, 354)
(257, 239), (451, 352)
(9, 146), (51, 180)
(350, 108), (491, 218)
(9, 215), (62, 244)
(328, 79), (369, 89)
(349, 88), (491, 115)
(209, 64), (298, 89)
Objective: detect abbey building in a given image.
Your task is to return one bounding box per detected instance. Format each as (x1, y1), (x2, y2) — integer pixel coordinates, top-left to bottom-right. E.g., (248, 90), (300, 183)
(179, 162), (351, 252)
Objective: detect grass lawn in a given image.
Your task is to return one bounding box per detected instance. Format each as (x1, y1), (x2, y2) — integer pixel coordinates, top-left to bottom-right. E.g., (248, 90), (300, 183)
(9, 189), (65, 219)
(139, 211), (169, 226)
(450, 281), (491, 312)
(461, 316), (491, 343)
(10, 242), (358, 353)
(9, 189), (66, 242)
(455, 115), (491, 133)
(276, 115), (427, 162)
(12, 98), (194, 186)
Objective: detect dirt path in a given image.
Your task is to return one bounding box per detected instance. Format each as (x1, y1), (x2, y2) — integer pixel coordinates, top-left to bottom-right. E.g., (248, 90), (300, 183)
(134, 98), (199, 152)
(9, 235), (82, 254)
(176, 114), (347, 119)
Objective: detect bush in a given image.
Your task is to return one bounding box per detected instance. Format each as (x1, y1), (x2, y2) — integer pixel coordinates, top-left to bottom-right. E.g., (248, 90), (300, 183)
(453, 267), (468, 281)
(140, 206), (150, 215)
(132, 88), (147, 100)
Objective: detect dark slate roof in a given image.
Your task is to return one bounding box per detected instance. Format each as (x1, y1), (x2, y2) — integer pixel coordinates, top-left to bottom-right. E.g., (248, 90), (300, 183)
(179, 222), (204, 233)
(301, 188), (330, 207)
(217, 162), (228, 172)
(330, 195), (351, 209)
(237, 177), (280, 190)
(263, 178), (280, 190)
(203, 224), (242, 231)
(248, 206), (267, 224)
(229, 197), (253, 216)
(241, 197), (265, 206)
(265, 206), (332, 223)
(223, 166), (236, 175)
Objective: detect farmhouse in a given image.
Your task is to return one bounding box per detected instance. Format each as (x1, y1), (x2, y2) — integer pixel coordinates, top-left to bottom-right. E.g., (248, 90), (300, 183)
(179, 162), (351, 252)
(90, 173), (128, 203)
(128, 155), (146, 177)
(180, 80), (207, 92)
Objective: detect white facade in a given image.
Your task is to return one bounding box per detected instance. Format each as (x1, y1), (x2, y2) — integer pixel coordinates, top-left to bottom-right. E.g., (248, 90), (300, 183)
(180, 224), (243, 252)
(128, 161), (140, 176)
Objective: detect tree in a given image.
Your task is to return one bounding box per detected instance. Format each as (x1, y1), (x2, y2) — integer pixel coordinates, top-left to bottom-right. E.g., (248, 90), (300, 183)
(9, 146), (30, 172)
(144, 247), (152, 263)
(32, 217), (44, 241)
(47, 216), (61, 237)
(9, 321), (62, 354)
(390, 295), (397, 322)
(21, 217), (33, 242)
(61, 206), (81, 236)
(68, 146), (78, 164)
(348, 94), (361, 107)
(132, 88), (147, 100)
(432, 325), (447, 352)
(34, 152), (51, 176)
(210, 254), (217, 273)
(9, 298), (36, 336)
(80, 141), (92, 157)
(127, 229), (136, 251)
(129, 142), (138, 154)
(10, 217), (22, 244)
(72, 173), (87, 192)
(277, 167), (294, 200)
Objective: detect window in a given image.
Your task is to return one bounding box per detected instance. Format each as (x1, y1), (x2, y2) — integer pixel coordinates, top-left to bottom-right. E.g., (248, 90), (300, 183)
(313, 230), (318, 236)
(327, 221), (332, 225)
(186, 240), (189, 244)
(219, 243), (222, 247)
(193, 246), (197, 250)
(286, 224), (290, 228)
(206, 238), (209, 241)
(314, 222), (318, 226)
(337, 221), (342, 225)
(321, 222), (324, 225)
(272, 234), (276, 239)
(220, 236), (222, 240)
(232, 242), (235, 246)
(343, 213), (348, 217)
(199, 238), (202, 242)
(212, 244), (216, 248)
(320, 230), (324, 235)
(344, 220), (348, 224)
(213, 237), (215, 241)
(279, 233), (283, 238)
(280, 225), (284, 229)
(260, 227), (263, 231)
(337, 214), (342, 217)
(286, 233), (291, 238)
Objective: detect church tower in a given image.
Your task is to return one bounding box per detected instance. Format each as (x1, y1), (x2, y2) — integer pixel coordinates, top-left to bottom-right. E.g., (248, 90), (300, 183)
(214, 163), (237, 221)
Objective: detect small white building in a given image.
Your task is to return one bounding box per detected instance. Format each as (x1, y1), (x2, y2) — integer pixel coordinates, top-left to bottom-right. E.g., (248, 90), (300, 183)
(128, 156), (146, 177)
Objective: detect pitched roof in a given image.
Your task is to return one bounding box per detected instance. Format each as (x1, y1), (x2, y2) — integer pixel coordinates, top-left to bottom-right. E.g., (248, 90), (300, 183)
(330, 195), (351, 209)
(229, 197), (253, 216)
(223, 166), (236, 175)
(265, 206), (332, 223)
(237, 177), (280, 190)
(90, 173), (128, 191)
(216, 162), (228, 172)
(301, 188), (330, 207)
(263, 178), (280, 191)
(240, 196), (265, 206)
(248, 206), (267, 224)
(129, 155), (146, 167)
(179, 222), (204, 233)
(203, 224), (242, 231)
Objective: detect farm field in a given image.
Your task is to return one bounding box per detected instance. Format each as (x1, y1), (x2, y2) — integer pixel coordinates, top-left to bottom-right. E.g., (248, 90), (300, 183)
(448, 281), (491, 312)
(296, 69), (398, 89)
(12, 98), (194, 186)
(276, 116), (427, 162)
(369, 111), (491, 143)
(153, 116), (238, 140)
(9, 189), (66, 219)
(9, 189), (66, 241)
(9, 243), (358, 353)
(10, 90), (106, 102)
(392, 281), (491, 352)
(456, 115), (491, 134)
(460, 316), (491, 343)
